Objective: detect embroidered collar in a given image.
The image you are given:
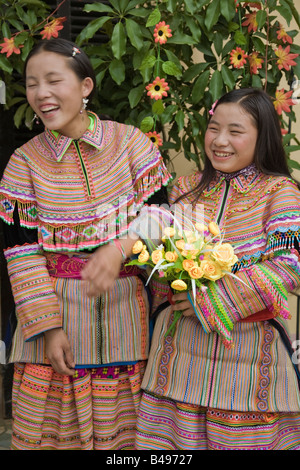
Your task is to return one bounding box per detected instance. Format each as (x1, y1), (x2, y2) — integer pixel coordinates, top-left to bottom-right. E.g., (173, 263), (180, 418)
(204, 164), (261, 194)
(43, 111), (104, 162)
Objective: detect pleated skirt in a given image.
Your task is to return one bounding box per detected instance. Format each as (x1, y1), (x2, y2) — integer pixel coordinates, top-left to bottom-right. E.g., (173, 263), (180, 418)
(11, 361), (146, 450)
(135, 391), (300, 450)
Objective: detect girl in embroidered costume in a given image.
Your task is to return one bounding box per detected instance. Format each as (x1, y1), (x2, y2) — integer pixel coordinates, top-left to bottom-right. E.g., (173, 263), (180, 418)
(0, 38), (171, 450)
(133, 88), (300, 450)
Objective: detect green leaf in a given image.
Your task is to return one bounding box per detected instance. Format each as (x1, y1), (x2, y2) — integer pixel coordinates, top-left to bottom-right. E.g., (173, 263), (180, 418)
(284, 0), (300, 28)
(126, 18), (144, 50)
(256, 10), (267, 29)
(162, 61), (182, 78)
(139, 53), (156, 71)
(175, 110), (185, 132)
(14, 102), (28, 128)
(167, 31), (196, 45)
(84, 3), (114, 13)
(152, 99), (164, 115)
(111, 22), (126, 60)
(146, 8), (161, 27)
(234, 30), (247, 45)
(209, 70), (223, 102)
(128, 84), (145, 108)
(191, 69), (210, 104)
(204, 0), (221, 32)
(0, 55), (13, 74)
(276, 5), (293, 26)
(140, 116), (154, 132)
(221, 66), (235, 89)
(77, 17), (111, 44)
(182, 63), (208, 82)
(109, 58), (125, 84)
(220, 0), (236, 22)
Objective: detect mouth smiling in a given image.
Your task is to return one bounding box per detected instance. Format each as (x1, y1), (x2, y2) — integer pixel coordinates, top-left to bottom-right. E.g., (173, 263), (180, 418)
(40, 105), (60, 115)
(213, 151), (234, 158)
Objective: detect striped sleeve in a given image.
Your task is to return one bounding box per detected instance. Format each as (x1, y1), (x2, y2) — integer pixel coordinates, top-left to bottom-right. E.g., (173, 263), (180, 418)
(192, 180), (300, 348)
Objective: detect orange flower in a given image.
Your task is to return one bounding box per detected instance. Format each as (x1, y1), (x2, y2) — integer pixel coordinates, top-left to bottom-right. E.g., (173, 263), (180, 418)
(273, 88), (294, 115)
(242, 12), (258, 33)
(0, 37), (23, 58)
(276, 24), (293, 44)
(154, 21), (172, 45)
(40, 17), (66, 40)
(146, 77), (169, 100)
(243, 2), (262, 8)
(275, 45), (298, 71)
(146, 131), (163, 147)
(248, 51), (264, 74)
(230, 47), (248, 69)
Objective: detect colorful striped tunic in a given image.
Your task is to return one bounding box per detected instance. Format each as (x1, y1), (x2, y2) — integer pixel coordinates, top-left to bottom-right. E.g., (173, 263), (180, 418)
(0, 112), (171, 365)
(140, 166), (300, 413)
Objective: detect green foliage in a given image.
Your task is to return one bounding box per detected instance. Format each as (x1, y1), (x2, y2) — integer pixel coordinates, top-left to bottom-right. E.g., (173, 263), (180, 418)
(0, 0), (300, 174)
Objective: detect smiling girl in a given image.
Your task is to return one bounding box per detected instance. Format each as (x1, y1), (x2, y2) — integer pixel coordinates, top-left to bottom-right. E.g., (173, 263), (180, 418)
(135, 88), (300, 450)
(0, 38), (171, 450)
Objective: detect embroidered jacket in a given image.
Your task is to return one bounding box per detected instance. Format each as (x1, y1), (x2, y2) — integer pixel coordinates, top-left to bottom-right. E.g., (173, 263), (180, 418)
(140, 167), (300, 411)
(0, 113), (171, 364)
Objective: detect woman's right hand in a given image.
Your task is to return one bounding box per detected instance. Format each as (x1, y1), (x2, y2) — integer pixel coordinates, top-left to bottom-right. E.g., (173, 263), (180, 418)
(44, 328), (75, 376)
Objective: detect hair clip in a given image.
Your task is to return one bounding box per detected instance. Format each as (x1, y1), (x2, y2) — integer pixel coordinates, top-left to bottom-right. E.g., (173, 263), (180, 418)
(72, 46), (81, 57)
(209, 100), (218, 116)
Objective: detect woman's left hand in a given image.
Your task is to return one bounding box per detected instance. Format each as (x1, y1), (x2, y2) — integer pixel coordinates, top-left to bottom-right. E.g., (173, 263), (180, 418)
(171, 291), (196, 317)
(81, 243), (123, 296)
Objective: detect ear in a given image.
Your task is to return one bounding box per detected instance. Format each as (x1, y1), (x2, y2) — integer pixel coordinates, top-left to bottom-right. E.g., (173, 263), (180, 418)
(82, 77), (94, 98)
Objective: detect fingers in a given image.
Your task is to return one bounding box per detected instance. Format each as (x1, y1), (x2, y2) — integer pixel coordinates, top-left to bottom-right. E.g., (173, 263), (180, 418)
(171, 292), (195, 317)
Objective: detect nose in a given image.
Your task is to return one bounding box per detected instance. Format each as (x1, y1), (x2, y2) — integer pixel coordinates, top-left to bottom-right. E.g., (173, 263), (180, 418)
(213, 131), (229, 146)
(35, 82), (52, 100)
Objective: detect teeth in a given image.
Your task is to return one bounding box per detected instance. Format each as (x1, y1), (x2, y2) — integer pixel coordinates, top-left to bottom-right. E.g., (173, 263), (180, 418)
(42, 106), (58, 112)
(215, 152), (232, 157)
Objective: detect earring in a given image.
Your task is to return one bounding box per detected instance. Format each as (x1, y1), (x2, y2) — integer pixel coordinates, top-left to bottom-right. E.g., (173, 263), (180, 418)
(33, 113), (40, 125)
(80, 98), (89, 114)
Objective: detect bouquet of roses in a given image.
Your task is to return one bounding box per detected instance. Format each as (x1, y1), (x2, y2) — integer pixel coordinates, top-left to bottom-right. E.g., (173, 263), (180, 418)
(127, 210), (238, 337)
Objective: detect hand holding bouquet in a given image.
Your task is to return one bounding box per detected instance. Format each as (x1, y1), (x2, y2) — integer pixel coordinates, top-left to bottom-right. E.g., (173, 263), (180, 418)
(127, 213), (238, 337)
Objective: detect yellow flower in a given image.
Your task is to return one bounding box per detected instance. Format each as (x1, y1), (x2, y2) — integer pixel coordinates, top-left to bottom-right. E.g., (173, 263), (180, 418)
(195, 222), (208, 233)
(165, 251), (178, 262)
(211, 243), (238, 268)
(182, 259), (196, 271)
(132, 240), (144, 254)
(164, 227), (176, 237)
(146, 77), (169, 101)
(200, 259), (223, 281)
(153, 21), (172, 45)
(175, 239), (186, 250)
(151, 249), (164, 264)
(138, 250), (150, 263)
(208, 221), (220, 237)
(171, 279), (188, 291)
(189, 266), (204, 279)
(230, 47), (248, 69)
(145, 131), (163, 148)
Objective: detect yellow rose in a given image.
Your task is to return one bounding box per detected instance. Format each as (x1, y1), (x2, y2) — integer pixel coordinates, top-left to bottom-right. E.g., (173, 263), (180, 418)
(208, 221), (220, 237)
(175, 239), (186, 251)
(189, 266), (204, 279)
(171, 279), (188, 291)
(182, 259), (196, 271)
(165, 251), (178, 262)
(200, 259), (223, 281)
(151, 249), (164, 264)
(211, 243), (238, 268)
(132, 240), (144, 254)
(195, 222), (208, 233)
(138, 250), (149, 263)
(164, 227), (176, 237)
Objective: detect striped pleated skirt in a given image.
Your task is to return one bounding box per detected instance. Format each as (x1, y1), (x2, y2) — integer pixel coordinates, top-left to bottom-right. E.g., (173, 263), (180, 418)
(135, 392), (300, 450)
(11, 361), (146, 450)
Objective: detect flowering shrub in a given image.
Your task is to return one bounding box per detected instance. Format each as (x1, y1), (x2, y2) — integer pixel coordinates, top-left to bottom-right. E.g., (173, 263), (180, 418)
(0, 0), (300, 172)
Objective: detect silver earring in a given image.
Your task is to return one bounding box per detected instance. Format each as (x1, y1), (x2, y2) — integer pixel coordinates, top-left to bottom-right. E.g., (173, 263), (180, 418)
(80, 98), (89, 114)
(33, 113), (40, 125)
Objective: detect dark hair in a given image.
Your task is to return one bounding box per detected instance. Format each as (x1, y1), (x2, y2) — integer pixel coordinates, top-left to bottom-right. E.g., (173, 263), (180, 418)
(24, 38), (96, 101)
(184, 87), (298, 203)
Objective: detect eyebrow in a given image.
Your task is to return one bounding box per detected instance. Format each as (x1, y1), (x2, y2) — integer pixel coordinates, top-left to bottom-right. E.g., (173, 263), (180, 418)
(26, 71), (64, 81)
(209, 119), (246, 129)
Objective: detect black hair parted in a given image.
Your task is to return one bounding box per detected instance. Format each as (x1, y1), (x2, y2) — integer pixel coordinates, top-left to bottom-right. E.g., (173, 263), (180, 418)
(24, 38), (96, 101)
